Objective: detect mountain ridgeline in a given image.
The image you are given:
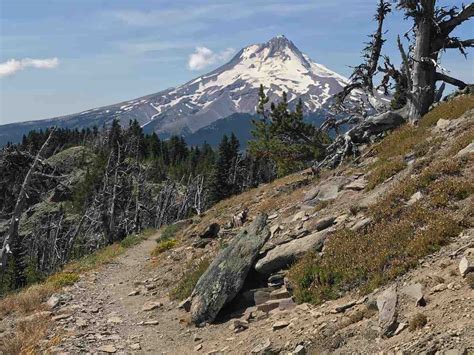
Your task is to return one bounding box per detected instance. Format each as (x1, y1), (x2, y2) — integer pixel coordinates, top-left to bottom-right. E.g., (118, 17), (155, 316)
(0, 36), (361, 147)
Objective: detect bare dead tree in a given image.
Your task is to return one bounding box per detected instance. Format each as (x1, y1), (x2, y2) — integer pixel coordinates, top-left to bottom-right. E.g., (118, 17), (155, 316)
(0, 128), (56, 272)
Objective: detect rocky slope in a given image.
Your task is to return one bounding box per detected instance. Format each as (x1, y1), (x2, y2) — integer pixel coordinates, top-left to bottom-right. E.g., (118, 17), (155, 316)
(1, 96), (473, 354)
(0, 36), (377, 146)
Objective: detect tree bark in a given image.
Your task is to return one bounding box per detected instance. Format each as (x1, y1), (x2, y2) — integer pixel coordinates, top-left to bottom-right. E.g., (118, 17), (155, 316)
(407, 0), (437, 123)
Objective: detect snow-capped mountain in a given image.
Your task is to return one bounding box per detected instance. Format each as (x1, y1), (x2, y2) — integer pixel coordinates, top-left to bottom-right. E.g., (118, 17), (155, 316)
(0, 36), (364, 146)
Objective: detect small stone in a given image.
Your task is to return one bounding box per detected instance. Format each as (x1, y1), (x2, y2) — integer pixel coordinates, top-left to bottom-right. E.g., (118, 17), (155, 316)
(432, 283), (447, 293)
(230, 319), (249, 333)
(393, 322), (407, 336)
(333, 300), (357, 313)
(257, 300), (280, 313)
(52, 313), (71, 321)
(75, 317), (88, 328)
(128, 290), (140, 296)
(279, 298), (296, 311)
(193, 334), (202, 342)
(46, 295), (60, 309)
(344, 179), (367, 191)
(294, 344), (306, 354)
(459, 250), (474, 277)
(142, 301), (162, 312)
(98, 345), (117, 353)
(194, 344), (203, 351)
(436, 118), (450, 129)
(130, 343), (141, 350)
(251, 339), (271, 353)
(107, 316), (123, 324)
(351, 217), (372, 231)
(270, 288), (290, 300)
(273, 320), (290, 330)
(143, 320), (159, 325)
(268, 214), (278, 220)
(407, 191), (423, 206)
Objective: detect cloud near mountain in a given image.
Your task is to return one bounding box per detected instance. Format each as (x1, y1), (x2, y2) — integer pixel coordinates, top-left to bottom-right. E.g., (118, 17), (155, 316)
(0, 57), (59, 77)
(188, 47), (235, 71)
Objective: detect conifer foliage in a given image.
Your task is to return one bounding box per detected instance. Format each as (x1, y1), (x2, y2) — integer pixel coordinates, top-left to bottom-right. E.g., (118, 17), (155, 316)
(250, 85), (329, 176)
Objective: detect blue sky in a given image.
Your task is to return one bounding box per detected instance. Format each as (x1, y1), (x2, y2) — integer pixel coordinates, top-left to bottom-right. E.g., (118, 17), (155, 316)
(1, 0), (473, 124)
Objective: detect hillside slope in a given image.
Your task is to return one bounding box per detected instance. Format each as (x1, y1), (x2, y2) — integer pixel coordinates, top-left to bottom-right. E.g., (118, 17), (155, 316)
(1, 95), (473, 354)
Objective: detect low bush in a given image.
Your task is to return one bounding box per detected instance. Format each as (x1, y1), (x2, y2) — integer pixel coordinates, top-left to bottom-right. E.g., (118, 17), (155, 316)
(169, 258), (211, 301)
(152, 239), (178, 256)
(409, 313), (427, 331)
(366, 157), (406, 190)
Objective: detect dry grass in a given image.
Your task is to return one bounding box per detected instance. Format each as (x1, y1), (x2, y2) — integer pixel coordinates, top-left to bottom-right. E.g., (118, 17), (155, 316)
(409, 313), (427, 331)
(151, 239), (178, 256)
(419, 94), (474, 128)
(288, 99), (474, 304)
(169, 258), (211, 301)
(0, 231), (155, 317)
(0, 313), (51, 354)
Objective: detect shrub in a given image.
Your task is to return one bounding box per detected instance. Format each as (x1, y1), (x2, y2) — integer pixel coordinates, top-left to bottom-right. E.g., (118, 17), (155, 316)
(169, 258), (211, 301)
(366, 158), (406, 190)
(120, 234), (145, 248)
(160, 224), (182, 241)
(152, 239), (178, 256)
(46, 272), (80, 288)
(419, 94), (474, 128)
(409, 313), (427, 331)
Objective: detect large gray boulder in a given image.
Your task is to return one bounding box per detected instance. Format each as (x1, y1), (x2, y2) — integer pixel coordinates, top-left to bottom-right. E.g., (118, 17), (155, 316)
(255, 229), (331, 275)
(190, 214), (270, 325)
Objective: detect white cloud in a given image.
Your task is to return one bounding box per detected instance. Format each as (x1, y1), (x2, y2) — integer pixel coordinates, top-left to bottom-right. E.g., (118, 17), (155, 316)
(188, 47), (234, 71)
(0, 57), (59, 77)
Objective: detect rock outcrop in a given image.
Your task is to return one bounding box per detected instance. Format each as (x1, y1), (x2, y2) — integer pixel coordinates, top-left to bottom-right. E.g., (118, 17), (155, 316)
(190, 214), (270, 325)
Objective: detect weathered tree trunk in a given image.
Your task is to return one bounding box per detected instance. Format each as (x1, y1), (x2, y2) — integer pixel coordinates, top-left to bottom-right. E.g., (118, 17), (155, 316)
(0, 129), (55, 270)
(407, 1), (437, 123)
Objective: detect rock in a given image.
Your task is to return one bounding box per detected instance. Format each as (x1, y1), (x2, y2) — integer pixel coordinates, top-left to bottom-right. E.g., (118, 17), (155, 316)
(304, 216), (336, 232)
(251, 339), (272, 353)
(267, 273), (285, 287)
(194, 344), (203, 351)
(270, 288), (290, 300)
(142, 320), (159, 325)
(255, 229), (331, 275)
(107, 316), (123, 324)
(279, 298), (296, 311)
(459, 249), (474, 276)
(142, 301), (162, 311)
(193, 238), (213, 248)
(178, 298), (192, 312)
(256, 300), (280, 313)
(230, 319), (249, 333)
(350, 217), (372, 231)
(46, 295), (60, 309)
(130, 343), (141, 350)
(98, 345), (117, 353)
(232, 208), (248, 227)
(333, 300), (357, 313)
(273, 320), (289, 330)
(344, 179), (367, 191)
(402, 283), (425, 306)
(270, 224), (281, 238)
(293, 344), (306, 354)
(52, 313), (72, 321)
(75, 317), (88, 328)
(254, 290), (271, 305)
(268, 213), (278, 220)
(376, 288), (398, 337)
(190, 214), (270, 325)
(199, 223), (220, 239)
(432, 283), (447, 293)
(128, 290), (140, 296)
(394, 322), (407, 335)
(436, 118), (450, 129)
(456, 141), (474, 157)
(407, 191), (423, 206)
